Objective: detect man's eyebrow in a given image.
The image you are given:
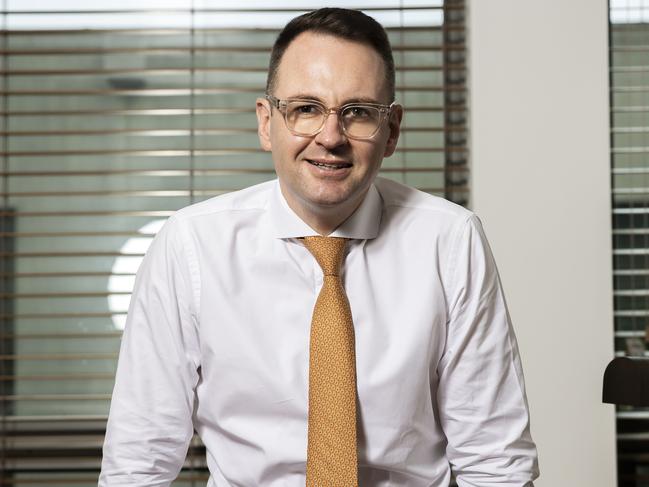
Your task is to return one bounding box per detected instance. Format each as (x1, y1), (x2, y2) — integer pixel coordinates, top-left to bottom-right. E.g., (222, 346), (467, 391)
(283, 94), (324, 103)
(343, 97), (384, 104)
(286, 94), (384, 105)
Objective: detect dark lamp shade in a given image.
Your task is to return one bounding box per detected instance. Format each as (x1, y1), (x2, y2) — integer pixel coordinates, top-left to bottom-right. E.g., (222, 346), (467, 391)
(602, 357), (649, 406)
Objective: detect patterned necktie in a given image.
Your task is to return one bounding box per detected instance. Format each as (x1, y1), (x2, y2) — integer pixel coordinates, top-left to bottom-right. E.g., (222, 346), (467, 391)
(302, 236), (358, 487)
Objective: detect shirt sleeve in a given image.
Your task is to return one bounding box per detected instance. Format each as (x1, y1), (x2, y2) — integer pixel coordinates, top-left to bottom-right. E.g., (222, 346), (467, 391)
(437, 214), (539, 486)
(99, 215), (201, 487)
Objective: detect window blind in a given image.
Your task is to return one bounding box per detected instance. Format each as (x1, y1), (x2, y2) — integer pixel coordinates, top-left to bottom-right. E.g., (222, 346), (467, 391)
(611, 1), (649, 486)
(0, 1), (468, 485)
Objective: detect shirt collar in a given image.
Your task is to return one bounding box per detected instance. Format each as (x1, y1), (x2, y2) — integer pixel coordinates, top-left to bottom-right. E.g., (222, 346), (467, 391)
(268, 179), (382, 240)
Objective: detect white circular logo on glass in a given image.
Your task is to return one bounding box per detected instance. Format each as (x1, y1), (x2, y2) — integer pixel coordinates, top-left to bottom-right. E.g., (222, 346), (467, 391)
(108, 219), (166, 330)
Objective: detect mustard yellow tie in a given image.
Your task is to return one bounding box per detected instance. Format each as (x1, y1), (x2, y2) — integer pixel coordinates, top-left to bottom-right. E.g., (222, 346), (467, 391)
(303, 236), (358, 487)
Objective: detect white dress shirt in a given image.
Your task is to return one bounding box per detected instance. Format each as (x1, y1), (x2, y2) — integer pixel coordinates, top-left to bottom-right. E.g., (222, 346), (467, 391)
(99, 177), (539, 487)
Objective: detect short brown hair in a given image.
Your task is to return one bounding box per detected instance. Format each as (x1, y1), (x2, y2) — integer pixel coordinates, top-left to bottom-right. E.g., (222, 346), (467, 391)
(266, 8), (395, 102)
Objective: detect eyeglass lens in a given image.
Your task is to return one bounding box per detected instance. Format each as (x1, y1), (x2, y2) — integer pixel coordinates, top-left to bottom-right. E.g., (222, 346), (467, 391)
(284, 101), (382, 138)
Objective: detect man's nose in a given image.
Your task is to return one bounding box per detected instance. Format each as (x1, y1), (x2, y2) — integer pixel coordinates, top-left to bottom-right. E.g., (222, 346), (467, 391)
(314, 111), (347, 148)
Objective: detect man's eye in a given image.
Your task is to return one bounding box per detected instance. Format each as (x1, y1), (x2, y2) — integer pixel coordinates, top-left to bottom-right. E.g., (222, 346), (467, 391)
(347, 106), (372, 118)
(294, 104), (320, 115)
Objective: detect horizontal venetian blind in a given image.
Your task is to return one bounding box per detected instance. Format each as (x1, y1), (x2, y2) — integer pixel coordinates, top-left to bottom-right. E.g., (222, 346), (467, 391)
(610, 1), (649, 486)
(0, 1), (467, 485)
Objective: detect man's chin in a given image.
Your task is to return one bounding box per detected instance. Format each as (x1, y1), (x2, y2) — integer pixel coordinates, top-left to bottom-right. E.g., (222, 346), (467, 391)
(302, 187), (368, 213)
(303, 188), (354, 208)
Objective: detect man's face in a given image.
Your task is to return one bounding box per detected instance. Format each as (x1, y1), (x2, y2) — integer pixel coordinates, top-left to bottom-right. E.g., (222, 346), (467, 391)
(256, 31), (402, 222)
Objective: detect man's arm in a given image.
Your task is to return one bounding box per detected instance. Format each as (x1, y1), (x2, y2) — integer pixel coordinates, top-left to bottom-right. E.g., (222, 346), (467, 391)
(437, 214), (539, 486)
(99, 216), (201, 487)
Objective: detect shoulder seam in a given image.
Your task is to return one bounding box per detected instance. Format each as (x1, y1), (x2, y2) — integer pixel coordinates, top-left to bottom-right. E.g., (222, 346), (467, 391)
(168, 214), (202, 335)
(444, 212), (475, 320)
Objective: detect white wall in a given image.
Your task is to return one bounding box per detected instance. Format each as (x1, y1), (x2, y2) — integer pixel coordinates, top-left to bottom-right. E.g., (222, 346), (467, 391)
(468, 1), (616, 486)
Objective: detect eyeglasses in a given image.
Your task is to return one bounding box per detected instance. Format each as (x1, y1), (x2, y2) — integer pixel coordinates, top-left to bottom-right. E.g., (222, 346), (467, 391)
(265, 94), (394, 140)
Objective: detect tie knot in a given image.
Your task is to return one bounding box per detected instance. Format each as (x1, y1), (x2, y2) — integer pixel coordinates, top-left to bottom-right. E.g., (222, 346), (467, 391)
(303, 236), (348, 276)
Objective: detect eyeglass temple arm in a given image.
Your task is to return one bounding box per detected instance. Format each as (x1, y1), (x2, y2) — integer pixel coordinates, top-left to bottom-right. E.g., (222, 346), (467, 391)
(265, 94), (280, 110)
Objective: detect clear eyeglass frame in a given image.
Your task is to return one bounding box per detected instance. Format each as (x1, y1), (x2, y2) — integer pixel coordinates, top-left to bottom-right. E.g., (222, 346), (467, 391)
(265, 94), (395, 140)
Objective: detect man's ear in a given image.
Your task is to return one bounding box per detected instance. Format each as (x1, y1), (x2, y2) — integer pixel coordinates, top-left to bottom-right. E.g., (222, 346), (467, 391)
(256, 98), (272, 152)
(383, 104), (403, 158)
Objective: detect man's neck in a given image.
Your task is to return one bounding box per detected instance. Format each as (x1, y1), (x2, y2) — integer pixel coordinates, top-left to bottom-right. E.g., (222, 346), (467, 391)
(280, 187), (368, 236)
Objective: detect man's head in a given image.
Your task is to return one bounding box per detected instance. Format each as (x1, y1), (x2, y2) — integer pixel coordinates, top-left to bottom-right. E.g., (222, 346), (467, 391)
(266, 8), (396, 102)
(256, 9), (402, 234)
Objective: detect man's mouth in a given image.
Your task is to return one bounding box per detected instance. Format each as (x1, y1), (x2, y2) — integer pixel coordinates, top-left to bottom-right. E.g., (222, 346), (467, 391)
(306, 159), (353, 170)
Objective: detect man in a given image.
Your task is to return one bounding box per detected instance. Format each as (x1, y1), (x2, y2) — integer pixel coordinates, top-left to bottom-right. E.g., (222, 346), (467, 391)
(99, 8), (539, 487)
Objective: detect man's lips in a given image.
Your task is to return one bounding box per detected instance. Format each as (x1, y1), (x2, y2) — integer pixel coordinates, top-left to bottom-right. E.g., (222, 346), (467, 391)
(305, 159), (353, 170)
